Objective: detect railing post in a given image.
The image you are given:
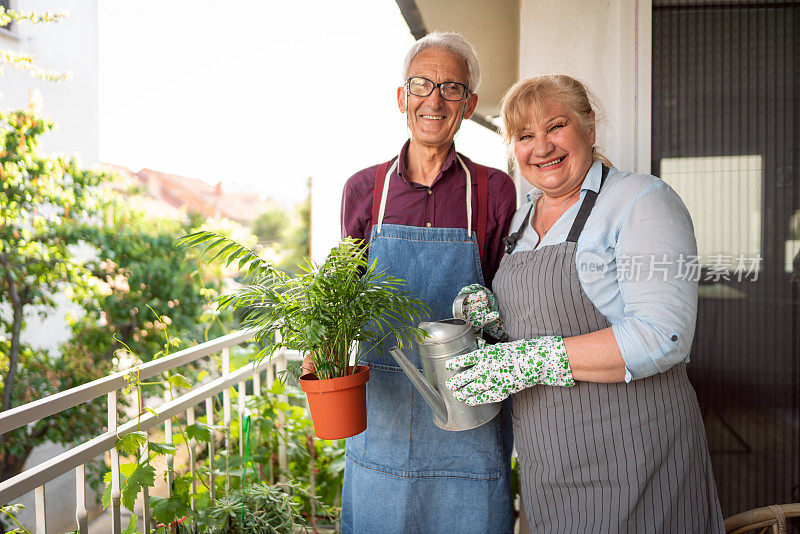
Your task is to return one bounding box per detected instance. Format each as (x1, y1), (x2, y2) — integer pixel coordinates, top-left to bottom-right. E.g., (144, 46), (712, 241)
(238, 380), (246, 456)
(264, 359), (275, 483)
(75, 463), (88, 534)
(136, 388), (150, 533)
(187, 407), (197, 514)
(266, 359), (274, 388)
(276, 352), (288, 482)
(164, 386), (174, 499)
(253, 367), (261, 397)
(205, 396), (215, 506)
(308, 433), (316, 528)
(222, 348), (231, 494)
(34, 485), (46, 534)
(108, 390), (121, 534)
(252, 367), (262, 481)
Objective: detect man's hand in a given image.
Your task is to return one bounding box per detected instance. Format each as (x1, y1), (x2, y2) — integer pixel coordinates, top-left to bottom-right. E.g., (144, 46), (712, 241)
(302, 355), (315, 376)
(444, 336), (574, 405)
(453, 284), (507, 340)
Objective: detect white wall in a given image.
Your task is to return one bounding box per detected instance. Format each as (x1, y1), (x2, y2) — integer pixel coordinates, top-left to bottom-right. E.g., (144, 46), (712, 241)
(518, 0), (650, 177)
(0, 0), (99, 165)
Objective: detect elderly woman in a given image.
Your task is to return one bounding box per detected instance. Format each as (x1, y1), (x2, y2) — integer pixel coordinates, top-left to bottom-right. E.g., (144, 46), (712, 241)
(446, 75), (725, 532)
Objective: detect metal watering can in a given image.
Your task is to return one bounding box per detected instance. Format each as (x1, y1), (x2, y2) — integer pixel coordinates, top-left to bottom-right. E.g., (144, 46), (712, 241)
(389, 318), (501, 431)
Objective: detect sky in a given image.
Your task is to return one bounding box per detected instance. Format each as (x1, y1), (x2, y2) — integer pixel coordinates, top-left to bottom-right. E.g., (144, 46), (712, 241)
(97, 1), (508, 209)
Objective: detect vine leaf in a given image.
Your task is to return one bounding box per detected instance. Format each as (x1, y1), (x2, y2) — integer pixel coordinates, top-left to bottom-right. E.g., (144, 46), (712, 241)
(121, 462), (156, 511)
(186, 422), (212, 442)
(167, 373), (192, 390)
(148, 441), (177, 455)
(150, 494), (188, 525)
(116, 431), (148, 456)
(123, 514), (138, 534)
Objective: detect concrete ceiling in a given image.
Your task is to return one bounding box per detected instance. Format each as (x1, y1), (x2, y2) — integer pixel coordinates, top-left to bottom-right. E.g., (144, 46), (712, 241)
(396, 0), (520, 130)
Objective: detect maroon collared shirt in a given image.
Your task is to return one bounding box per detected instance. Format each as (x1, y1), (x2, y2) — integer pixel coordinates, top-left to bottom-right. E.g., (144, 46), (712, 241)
(340, 141), (517, 288)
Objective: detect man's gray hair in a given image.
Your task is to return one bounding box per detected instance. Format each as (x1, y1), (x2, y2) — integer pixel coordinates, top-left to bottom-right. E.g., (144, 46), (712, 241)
(401, 31), (481, 93)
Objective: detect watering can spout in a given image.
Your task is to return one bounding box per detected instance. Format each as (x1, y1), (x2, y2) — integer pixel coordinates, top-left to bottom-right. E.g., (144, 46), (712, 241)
(389, 346), (448, 422)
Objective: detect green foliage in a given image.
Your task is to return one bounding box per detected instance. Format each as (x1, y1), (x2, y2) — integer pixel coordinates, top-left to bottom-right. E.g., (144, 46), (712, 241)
(101, 368), (343, 532)
(66, 199), (233, 366)
(252, 204), (289, 246)
(0, 102), (113, 488)
(179, 234), (429, 380)
(0, 335), (109, 481)
(0, 503), (32, 533)
(196, 482), (306, 534)
(0, 104), (106, 408)
(123, 462), (157, 511)
(116, 431), (149, 456)
(248, 383), (344, 521)
(287, 181), (311, 267)
(150, 493), (191, 528)
(168, 373), (193, 390)
(251, 184), (310, 275)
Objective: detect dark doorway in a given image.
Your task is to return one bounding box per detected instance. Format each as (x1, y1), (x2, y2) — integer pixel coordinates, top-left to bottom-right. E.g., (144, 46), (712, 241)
(652, 0), (799, 517)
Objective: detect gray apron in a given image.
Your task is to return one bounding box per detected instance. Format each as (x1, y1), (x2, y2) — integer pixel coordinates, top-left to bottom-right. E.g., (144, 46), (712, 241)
(494, 167), (724, 533)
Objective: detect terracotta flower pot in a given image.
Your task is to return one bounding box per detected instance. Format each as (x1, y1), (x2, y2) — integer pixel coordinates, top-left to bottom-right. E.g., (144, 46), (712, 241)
(299, 365), (369, 440)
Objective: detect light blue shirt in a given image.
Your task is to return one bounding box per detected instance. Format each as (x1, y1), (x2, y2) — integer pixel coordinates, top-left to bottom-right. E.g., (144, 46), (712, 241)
(508, 160), (699, 381)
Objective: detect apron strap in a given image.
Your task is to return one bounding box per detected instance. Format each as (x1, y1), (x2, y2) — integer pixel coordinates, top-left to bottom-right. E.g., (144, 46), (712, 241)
(566, 164), (609, 243)
(502, 164), (610, 253)
(369, 154), (486, 259)
(502, 205), (534, 254)
(371, 161), (390, 234)
(370, 159), (398, 236)
(475, 163), (489, 263)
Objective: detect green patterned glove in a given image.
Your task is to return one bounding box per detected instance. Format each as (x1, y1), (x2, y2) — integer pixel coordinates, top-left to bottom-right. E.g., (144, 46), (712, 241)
(453, 284), (508, 341)
(444, 337), (574, 405)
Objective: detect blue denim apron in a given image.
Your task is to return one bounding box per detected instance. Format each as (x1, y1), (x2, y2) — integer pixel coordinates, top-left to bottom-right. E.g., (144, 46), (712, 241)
(340, 157), (514, 534)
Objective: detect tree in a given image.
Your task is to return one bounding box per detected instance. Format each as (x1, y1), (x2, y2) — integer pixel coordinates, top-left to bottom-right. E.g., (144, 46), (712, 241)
(67, 197), (235, 365)
(0, 104), (241, 483)
(253, 178), (310, 275)
(0, 102), (105, 413)
(253, 203), (290, 246)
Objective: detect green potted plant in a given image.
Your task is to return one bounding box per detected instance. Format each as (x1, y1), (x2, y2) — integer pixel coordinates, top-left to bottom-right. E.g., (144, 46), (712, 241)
(179, 234), (428, 439)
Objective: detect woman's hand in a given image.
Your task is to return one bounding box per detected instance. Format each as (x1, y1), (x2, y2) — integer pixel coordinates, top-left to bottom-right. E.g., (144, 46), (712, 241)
(453, 284), (508, 340)
(444, 336), (574, 405)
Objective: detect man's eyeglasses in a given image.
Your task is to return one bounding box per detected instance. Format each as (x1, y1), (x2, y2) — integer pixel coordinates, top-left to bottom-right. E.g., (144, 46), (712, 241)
(406, 77), (470, 102)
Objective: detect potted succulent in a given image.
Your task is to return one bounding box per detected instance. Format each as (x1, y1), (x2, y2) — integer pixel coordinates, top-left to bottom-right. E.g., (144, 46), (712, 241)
(179, 234), (428, 439)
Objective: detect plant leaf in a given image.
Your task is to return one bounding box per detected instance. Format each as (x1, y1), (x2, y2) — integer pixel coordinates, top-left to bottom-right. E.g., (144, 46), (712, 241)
(148, 441), (177, 455)
(186, 422), (212, 442)
(116, 431), (148, 456)
(121, 462), (155, 511)
(167, 373), (192, 390)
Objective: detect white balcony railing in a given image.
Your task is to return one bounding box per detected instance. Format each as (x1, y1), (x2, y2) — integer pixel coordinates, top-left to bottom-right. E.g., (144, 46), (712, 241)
(0, 329), (301, 533)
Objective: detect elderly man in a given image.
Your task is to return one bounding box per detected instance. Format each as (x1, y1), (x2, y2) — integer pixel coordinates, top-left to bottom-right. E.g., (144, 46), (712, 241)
(338, 32), (517, 533)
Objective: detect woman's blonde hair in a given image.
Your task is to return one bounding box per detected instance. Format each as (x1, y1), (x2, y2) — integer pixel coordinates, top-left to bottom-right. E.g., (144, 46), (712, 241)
(500, 75), (612, 167)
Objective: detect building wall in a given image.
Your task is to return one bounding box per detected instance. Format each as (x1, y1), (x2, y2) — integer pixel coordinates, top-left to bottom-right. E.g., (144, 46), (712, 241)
(518, 0), (650, 179)
(0, 0), (99, 165)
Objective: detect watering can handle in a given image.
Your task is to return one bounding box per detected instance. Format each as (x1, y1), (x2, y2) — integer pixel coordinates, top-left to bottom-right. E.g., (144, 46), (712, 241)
(452, 293), (469, 320)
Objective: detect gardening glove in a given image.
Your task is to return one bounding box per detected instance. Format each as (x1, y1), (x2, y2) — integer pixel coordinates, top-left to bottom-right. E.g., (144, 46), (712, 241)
(444, 336), (574, 406)
(452, 284), (508, 341)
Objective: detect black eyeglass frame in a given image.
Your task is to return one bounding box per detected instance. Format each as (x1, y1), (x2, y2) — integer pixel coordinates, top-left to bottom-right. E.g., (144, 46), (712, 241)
(405, 76), (470, 102)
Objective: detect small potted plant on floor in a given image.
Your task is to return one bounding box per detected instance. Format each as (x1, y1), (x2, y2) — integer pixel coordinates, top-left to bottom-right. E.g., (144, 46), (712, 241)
(179, 234), (428, 439)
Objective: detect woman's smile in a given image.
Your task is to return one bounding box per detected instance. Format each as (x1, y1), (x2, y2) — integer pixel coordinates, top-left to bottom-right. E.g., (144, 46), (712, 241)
(534, 155), (567, 169)
(513, 97), (595, 199)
